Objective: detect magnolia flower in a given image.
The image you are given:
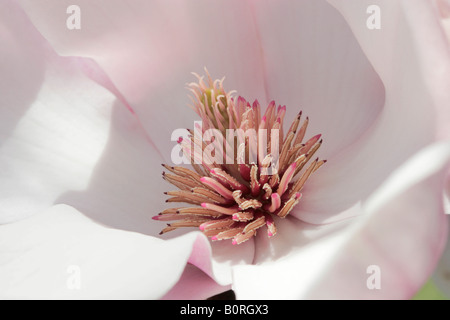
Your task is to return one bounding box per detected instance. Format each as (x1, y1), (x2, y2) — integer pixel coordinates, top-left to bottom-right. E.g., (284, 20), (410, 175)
(1, 0), (450, 299)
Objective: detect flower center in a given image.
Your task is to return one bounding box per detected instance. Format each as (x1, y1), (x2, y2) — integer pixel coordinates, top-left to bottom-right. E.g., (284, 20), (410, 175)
(153, 70), (326, 245)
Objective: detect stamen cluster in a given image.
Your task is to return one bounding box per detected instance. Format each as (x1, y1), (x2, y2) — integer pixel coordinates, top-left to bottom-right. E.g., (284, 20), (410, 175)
(153, 71), (326, 245)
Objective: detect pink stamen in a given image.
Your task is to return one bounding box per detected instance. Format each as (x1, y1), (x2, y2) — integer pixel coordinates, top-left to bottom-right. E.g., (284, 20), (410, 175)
(277, 105), (286, 124)
(303, 134), (322, 153)
(210, 168), (249, 193)
(277, 162), (297, 196)
(201, 202), (239, 215)
(263, 193), (281, 213)
(239, 163), (251, 181)
(200, 177), (234, 200)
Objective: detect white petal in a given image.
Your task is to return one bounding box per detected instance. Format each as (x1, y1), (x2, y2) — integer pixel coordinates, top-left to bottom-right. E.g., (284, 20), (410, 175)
(187, 232), (255, 286)
(234, 142), (450, 299)
(0, 2), (121, 223)
(250, 0), (385, 159)
(0, 205), (203, 299)
(293, 0), (450, 222)
(0, 2), (172, 237)
(436, 0), (450, 43)
(18, 0), (269, 157)
(327, 0), (450, 139)
(445, 177), (450, 215)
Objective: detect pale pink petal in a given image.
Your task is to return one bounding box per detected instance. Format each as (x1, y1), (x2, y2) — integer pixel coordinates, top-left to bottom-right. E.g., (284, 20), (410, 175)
(434, 0), (450, 44)
(0, 205), (203, 299)
(18, 0), (269, 157)
(162, 264), (231, 300)
(18, 0), (450, 226)
(327, 0), (450, 140)
(249, 0), (385, 160)
(293, 0), (450, 222)
(12, 1), (450, 300)
(187, 231), (255, 286)
(2, 3), (251, 292)
(0, 1), (167, 237)
(151, 212), (254, 298)
(233, 142), (450, 299)
(0, 1), (126, 223)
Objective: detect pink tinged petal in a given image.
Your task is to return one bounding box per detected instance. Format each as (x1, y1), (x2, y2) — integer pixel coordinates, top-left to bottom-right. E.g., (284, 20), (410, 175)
(245, 0), (386, 224)
(291, 0), (450, 223)
(435, 0), (450, 43)
(305, 142), (450, 299)
(161, 264), (231, 300)
(234, 142), (450, 299)
(0, 1), (124, 224)
(187, 231), (255, 287)
(444, 176), (450, 215)
(327, 0), (450, 141)
(0, 2), (169, 236)
(234, 215), (352, 299)
(249, 0), (385, 160)
(19, 0), (269, 158)
(73, 57), (164, 160)
(0, 205), (203, 299)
